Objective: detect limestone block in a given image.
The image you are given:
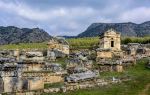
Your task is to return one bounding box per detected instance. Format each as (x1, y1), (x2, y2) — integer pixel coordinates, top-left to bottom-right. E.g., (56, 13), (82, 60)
(44, 75), (63, 83)
(115, 65), (123, 72)
(28, 78), (44, 91)
(97, 51), (112, 58)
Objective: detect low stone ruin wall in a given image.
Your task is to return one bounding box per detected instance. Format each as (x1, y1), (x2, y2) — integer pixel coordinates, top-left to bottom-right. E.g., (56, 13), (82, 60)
(23, 72), (64, 84)
(98, 65), (123, 72)
(43, 76), (131, 94)
(43, 78), (121, 93)
(0, 78), (3, 93)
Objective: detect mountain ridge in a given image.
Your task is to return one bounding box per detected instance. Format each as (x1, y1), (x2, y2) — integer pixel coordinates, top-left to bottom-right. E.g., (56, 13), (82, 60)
(0, 26), (52, 45)
(77, 21), (150, 37)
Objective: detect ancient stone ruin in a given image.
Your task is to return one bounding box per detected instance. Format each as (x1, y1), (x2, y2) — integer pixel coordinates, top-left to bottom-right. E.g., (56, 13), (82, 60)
(0, 30), (149, 94)
(96, 29), (123, 72)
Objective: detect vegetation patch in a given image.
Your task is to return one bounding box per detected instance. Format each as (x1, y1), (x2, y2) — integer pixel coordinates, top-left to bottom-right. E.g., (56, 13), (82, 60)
(0, 36), (149, 50)
(44, 82), (64, 89)
(42, 58), (150, 95)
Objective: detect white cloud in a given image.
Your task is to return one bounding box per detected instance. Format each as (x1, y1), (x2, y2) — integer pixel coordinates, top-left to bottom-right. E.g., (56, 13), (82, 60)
(119, 7), (150, 23)
(0, 1), (53, 21)
(0, 0), (149, 36)
(0, 0), (106, 36)
(0, 0), (103, 36)
(0, 1), (97, 21)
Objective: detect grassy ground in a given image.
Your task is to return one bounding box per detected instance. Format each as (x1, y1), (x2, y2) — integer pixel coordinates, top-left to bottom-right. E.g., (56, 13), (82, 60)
(68, 37), (99, 49)
(0, 36), (149, 95)
(44, 82), (64, 89)
(42, 58), (150, 95)
(0, 42), (48, 50)
(55, 57), (68, 68)
(0, 36), (149, 50)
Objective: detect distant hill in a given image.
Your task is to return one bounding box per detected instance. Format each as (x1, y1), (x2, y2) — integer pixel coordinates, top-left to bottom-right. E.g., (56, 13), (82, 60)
(77, 21), (150, 37)
(0, 26), (52, 45)
(61, 36), (76, 39)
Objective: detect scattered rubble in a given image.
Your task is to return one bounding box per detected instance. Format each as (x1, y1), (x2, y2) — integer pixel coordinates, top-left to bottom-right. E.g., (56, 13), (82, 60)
(0, 30), (149, 94)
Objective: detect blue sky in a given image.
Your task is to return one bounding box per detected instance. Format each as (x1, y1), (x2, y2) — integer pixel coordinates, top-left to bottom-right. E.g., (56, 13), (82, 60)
(0, 0), (150, 36)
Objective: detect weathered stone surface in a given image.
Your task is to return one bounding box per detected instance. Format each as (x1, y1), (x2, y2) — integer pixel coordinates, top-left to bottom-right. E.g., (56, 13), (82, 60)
(96, 29), (122, 61)
(0, 78), (4, 93)
(99, 29), (121, 51)
(47, 37), (69, 58)
(27, 78), (44, 91)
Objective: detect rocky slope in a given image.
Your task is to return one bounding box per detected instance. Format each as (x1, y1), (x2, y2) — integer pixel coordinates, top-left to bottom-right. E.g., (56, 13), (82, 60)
(77, 21), (150, 37)
(0, 26), (52, 45)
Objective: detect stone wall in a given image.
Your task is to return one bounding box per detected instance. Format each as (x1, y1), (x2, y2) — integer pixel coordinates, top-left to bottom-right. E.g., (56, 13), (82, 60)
(19, 62), (44, 72)
(44, 75), (63, 84)
(96, 51), (112, 59)
(28, 78), (44, 91)
(2, 77), (17, 92)
(98, 64), (123, 72)
(48, 42), (69, 56)
(0, 78), (4, 93)
(22, 72), (64, 84)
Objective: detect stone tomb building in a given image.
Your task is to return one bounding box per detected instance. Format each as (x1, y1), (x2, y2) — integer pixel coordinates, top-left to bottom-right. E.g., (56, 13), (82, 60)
(96, 29), (123, 72)
(96, 29), (122, 60)
(99, 29), (121, 51)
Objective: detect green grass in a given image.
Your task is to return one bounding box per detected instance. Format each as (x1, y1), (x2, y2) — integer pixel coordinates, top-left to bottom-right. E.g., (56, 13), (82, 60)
(67, 37), (99, 49)
(0, 36), (149, 50)
(42, 58), (150, 95)
(55, 57), (68, 68)
(0, 42), (48, 50)
(121, 36), (150, 44)
(44, 82), (64, 89)
(147, 87), (150, 95)
(68, 36), (150, 50)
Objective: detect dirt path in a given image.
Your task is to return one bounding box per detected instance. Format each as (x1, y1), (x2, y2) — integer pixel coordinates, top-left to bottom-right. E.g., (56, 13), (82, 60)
(139, 83), (150, 95)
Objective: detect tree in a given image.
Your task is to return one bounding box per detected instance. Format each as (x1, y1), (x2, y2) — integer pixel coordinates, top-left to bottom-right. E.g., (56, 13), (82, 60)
(123, 38), (132, 44)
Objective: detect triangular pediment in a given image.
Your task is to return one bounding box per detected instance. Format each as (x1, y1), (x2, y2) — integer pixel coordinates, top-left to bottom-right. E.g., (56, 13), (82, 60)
(105, 29), (120, 36)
